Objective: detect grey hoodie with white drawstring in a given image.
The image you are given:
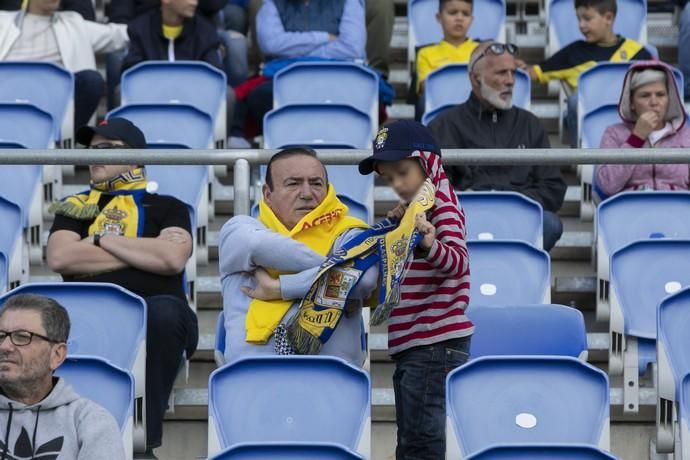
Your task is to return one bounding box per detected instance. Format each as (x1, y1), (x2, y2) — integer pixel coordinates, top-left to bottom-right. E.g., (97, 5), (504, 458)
(0, 377), (125, 460)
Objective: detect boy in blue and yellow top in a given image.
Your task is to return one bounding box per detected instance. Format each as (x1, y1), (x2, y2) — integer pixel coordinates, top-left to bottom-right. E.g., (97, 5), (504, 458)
(415, 0), (478, 119)
(416, 0), (478, 93)
(519, 0), (652, 145)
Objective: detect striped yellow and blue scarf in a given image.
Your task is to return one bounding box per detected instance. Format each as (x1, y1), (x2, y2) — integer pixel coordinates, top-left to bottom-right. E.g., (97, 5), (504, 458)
(286, 178), (437, 355)
(50, 167), (148, 239)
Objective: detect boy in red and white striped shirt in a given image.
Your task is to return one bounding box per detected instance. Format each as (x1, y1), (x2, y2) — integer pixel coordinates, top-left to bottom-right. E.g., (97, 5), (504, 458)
(359, 120), (472, 459)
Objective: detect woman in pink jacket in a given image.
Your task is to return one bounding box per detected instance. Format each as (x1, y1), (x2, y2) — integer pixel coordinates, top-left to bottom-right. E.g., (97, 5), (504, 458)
(596, 61), (690, 196)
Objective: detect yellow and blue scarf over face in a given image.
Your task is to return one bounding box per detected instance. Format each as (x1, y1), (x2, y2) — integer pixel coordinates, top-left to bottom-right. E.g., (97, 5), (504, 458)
(286, 178), (437, 355)
(50, 167), (148, 238)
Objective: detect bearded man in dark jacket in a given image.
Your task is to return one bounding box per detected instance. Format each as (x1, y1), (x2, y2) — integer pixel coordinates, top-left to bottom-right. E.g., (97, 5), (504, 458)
(429, 41), (567, 251)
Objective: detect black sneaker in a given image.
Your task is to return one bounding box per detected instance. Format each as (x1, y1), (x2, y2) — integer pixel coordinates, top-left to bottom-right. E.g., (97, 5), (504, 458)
(134, 449), (158, 459)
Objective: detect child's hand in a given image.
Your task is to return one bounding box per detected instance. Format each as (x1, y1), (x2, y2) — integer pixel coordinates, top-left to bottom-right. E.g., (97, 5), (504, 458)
(241, 268), (281, 300)
(515, 58), (528, 70)
(415, 212), (436, 250)
(387, 200), (408, 220)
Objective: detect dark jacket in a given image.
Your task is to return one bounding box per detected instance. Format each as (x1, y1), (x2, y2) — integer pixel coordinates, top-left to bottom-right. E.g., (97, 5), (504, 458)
(428, 92), (567, 213)
(109, 0), (224, 23)
(121, 9), (222, 73)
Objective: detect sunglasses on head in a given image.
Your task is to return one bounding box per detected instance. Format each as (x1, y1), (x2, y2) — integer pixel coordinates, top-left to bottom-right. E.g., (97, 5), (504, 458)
(470, 42), (519, 73)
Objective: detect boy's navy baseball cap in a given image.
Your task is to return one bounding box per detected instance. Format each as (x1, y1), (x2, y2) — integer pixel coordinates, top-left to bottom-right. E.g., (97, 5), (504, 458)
(358, 120), (440, 175)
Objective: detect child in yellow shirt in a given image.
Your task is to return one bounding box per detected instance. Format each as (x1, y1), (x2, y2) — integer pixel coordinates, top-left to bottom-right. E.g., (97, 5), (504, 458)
(415, 0), (479, 119)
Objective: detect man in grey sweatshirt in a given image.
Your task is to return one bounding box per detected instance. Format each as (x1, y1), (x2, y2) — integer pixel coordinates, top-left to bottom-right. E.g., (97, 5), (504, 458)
(0, 294), (125, 460)
(219, 147), (378, 366)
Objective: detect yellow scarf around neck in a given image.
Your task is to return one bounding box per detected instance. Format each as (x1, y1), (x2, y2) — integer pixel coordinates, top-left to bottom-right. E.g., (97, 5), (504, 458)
(50, 168), (148, 239)
(246, 184), (368, 343)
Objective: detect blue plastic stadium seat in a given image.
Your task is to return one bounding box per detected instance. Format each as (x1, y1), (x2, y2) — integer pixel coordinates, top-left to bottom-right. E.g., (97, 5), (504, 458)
(423, 65), (531, 115)
(108, 104), (214, 149)
(208, 356), (370, 457)
(273, 61), (379, 134)
(548, 0), (646, 52)
(120, 61), (227, 147)
(55, 356), (134, 457)
(581, 104), (619, 149)
(0, 253), (7, 293)
(0, 103), (54, 148)
(209, 443), (364, 460)
(596, 192), (690, 322)
(466, 444), (617, 459)
(458, 192), (543, 247)
(468, 304), (587, 359)
(609, 240), (690, 413)
(0, 62), (74, 145)
(263, 104), (372, 150)
(467, 241), (551, 307)
(657, 287), (690, 456)
(0, 197), (25, 290)
(409, 0), (506, 49)
(214, 310), (226, 367)
(446, 356), (610, 457)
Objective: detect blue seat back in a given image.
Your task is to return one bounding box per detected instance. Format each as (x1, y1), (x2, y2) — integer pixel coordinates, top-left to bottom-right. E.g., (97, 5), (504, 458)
(0, 253), (7, 293)
(611, 239), (690, 340)
(215, 310), (226, 358)
(274, 62), (379, 117)
(0, 197), (23, 266)
(421, 104), (454, 126)
(458, 192), (543, 247)
(263, 104), (372, 150)
(121, 61), (226, 121)
(424, 65), (530, 114)
(548, 0), (646, 49)
(146, 165), (208, 226)
(108, 104), (214, 149)
(466, 444), (617, 459)
(447, 356), (610, 456)
(0, 103), (54, 148)
(578, 63), (684, 117)
(0, 165), (43, 227)
(209, 443), (364, 460)
(0, 283), (146, 371)
(658, 287), (690, 392)
(598, 192), (690, 258)
(209, 356), (370, 449)
(0, 62), (73, 141)
(467, 241), (550, 307)
(409, 0), (506, 47)
(55, 356), (134, 430)
(468, 304), (587, 359)
(581, 105), (619, 149)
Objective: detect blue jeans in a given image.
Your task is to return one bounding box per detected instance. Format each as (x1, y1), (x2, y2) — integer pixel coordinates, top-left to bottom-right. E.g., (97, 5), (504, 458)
(543, 210), (564, 252)
(74, 69), (104, 128)
(392, 336), (471, 460)
(220, 30), (249, 88)
(679, 2), (690, 100)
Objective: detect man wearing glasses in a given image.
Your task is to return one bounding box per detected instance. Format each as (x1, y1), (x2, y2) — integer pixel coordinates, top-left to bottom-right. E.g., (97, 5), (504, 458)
(0, 293), (125, 459)
(429, 41), (567, 251)
(46, 118), (198, 459)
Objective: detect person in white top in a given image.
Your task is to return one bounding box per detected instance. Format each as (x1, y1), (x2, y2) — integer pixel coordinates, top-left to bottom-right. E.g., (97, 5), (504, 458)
(0, 0), (128, 128)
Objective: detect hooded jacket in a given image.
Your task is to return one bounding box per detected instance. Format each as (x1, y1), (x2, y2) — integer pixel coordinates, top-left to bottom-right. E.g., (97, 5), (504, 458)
(428, 92), (567, 213)
(0, 377), (125, 460)
(597, 61), (690, 196)
(387, 150), (472, 355)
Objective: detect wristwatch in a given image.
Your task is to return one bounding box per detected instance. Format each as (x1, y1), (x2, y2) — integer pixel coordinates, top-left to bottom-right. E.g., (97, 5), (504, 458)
(93, 233), (102, 247)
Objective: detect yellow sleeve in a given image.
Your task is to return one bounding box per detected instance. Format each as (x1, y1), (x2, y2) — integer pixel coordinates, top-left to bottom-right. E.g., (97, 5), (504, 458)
(416, 48), (433, 94)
